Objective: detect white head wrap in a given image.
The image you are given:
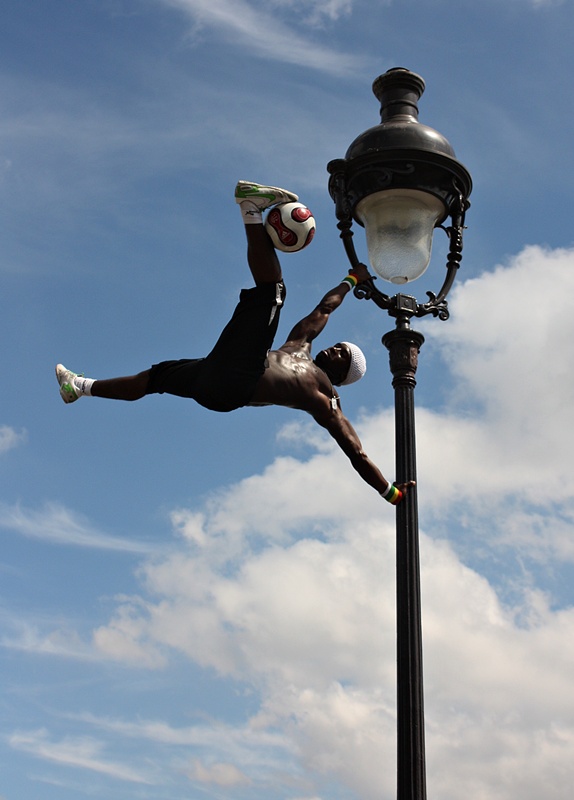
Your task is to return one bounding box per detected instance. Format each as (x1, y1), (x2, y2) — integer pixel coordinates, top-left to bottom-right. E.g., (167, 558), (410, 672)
(339, 342), (367, 385)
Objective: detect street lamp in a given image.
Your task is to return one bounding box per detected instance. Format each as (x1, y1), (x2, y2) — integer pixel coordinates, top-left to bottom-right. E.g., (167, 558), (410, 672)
(327, 68), (472, 800)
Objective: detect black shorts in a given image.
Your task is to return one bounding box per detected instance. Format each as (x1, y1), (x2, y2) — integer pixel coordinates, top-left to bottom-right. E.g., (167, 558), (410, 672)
(147, 281), (285, 412)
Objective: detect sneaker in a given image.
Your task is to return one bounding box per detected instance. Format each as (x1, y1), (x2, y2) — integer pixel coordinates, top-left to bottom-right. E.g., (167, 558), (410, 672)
(55, 363), (81, 404)
(235, 180), (298, 210)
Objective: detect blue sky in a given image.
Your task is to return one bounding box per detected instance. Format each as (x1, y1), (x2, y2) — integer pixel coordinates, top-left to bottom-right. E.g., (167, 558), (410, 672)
(2, 0), (574, 798)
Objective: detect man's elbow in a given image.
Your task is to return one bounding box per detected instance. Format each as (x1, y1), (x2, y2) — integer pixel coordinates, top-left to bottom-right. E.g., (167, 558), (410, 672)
(349, 448), (370, 470)
(316, 299), (338, 316)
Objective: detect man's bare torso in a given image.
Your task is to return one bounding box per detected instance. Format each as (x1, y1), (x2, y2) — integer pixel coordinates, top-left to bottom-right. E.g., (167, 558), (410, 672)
(248, 347), (337, 413)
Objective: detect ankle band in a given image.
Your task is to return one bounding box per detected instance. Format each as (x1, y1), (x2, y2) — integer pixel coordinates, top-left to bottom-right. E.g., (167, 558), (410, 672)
(73, 376), (94, 396)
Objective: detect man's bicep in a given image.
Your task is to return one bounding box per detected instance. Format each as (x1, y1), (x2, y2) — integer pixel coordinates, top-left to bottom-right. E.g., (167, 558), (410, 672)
(315, 409), (364, 458)
(285, 308), (329, 345)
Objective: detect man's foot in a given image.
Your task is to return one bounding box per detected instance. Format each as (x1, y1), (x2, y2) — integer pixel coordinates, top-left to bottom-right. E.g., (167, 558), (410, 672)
(55, 363), (81, 403)
(235, 181), (298, 211)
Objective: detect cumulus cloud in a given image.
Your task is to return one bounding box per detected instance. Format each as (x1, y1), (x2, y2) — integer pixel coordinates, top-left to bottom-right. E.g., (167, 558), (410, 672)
(426, 245), (574, 457)
(417, 245), (574, 555)
(18, 245), (574, 798)
(93, 508), (574, 798)
(92, 598), (167, 668)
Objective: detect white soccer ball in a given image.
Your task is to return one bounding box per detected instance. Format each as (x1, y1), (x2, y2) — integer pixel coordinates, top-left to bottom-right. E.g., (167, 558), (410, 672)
(265, 202), (316, 253)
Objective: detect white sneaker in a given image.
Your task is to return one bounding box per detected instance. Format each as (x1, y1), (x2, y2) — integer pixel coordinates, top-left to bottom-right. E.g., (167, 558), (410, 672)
(235, 180), (298, 210)
(55, 363), (81, 404)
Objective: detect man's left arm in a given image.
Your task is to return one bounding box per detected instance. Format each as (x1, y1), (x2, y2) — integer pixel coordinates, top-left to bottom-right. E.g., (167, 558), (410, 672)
(313, 404), (392, 495)
(283, 264), (371, 347)
(313, 406), (414, 503)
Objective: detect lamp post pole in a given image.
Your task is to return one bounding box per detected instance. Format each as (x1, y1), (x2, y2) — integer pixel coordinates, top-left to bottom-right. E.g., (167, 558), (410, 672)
(383, 317), (426, 800)
(327, 67), (472, 800)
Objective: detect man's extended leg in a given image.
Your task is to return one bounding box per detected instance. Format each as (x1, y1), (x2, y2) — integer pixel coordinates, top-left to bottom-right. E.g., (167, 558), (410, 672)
(56, 363), (150, 403)
(56, 181), (297, 405)
(245, 223), (282, 285)
(91, 371), (151, 400)
(235, 181), (297, 285)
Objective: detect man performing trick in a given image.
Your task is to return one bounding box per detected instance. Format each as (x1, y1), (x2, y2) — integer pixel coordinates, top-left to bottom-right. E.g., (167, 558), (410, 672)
(56, 181), (412, 505)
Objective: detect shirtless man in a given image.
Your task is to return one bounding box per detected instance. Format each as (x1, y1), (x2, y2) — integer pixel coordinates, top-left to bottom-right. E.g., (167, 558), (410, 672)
(56, 181), (412, 505)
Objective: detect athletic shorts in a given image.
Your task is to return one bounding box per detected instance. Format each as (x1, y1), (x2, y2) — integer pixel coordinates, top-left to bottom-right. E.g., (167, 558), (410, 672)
(146, 281), (285, 412)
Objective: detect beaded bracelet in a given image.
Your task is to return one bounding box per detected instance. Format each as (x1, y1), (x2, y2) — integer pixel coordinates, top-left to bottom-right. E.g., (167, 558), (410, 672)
(381, 482), (403, 505)
(341, 272), (359, 290)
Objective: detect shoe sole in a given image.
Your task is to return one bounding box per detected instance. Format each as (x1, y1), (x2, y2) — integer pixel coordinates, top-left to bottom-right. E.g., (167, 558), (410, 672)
(235, 181), (298, 204)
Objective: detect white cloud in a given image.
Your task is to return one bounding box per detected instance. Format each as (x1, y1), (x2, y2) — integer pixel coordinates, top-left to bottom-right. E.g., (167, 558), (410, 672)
(0, 424), (26, 454)
(8, 729), (154, 784)
(76, 712), (291, 752)
(92, 500), (574, 798)
(0, 501), (158, 553)
(417, 244), (574, 526)
(68, 712), (295, 789)
(91, 245), (574, 797)
(1, 619), (97, 661)
(187, 758), (252, 786)
(157, 0), (369, 75)
(427, 245), (574, 432)
(267, 0), (354, 26)
(16, 245), (574, 798)
(92, 598), (167, 668)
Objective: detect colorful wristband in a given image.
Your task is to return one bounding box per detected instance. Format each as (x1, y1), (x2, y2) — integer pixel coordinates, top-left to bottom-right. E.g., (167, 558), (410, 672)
(381, 483), (402, 505)
(341, 272), (359, 290)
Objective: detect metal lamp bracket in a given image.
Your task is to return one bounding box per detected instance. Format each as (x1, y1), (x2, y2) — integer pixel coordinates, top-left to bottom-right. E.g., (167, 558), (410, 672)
(336, 188), (468, 323)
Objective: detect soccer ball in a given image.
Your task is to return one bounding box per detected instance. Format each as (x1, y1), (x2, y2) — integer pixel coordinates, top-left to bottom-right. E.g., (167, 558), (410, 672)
(265, 202), (316, 253)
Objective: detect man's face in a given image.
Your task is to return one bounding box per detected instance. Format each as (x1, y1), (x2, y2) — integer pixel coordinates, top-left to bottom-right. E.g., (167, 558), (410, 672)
(314, 343), (351, 386)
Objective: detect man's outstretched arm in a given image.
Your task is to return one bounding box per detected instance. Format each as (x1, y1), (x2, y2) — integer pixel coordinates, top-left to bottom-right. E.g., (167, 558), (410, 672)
(313, 403), (413, 504)
(283, 264), (371, 347)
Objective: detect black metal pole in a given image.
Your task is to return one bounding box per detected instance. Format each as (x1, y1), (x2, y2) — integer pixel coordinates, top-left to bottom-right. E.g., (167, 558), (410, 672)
(326, 67), (470, 799)
(382, 316), (426, 800)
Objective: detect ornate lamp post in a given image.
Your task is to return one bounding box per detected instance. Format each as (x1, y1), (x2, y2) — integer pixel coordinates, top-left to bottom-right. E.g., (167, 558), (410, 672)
(327, 68), (472, 800)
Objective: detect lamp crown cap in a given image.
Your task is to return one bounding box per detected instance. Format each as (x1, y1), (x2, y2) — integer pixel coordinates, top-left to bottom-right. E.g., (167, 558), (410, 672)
(372, 68), (426, 123)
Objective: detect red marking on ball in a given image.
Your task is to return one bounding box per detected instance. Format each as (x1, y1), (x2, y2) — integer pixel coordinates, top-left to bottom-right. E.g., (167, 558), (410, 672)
(291, 206), (312, 223)
(303, 227), (315, 246)
(266, 208), (298, 247)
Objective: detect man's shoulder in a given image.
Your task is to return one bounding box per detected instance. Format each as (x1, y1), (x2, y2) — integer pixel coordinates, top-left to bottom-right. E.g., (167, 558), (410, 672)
(274, 340), (313, 357)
